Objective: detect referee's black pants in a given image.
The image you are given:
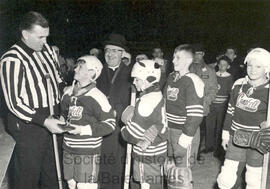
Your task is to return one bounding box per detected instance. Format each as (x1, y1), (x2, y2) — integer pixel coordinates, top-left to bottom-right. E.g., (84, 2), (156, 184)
(7, 113), (61, 189)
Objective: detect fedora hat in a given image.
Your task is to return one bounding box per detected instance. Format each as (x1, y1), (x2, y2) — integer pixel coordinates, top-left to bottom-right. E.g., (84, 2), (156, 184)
(103, 33), (129, 52)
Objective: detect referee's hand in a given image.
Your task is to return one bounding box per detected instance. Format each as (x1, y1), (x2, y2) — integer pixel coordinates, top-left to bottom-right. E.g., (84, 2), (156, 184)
(44, 117), (65, 133)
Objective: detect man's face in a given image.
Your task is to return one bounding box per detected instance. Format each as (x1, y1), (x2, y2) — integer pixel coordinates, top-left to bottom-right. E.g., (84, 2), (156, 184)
(193, 51), (204, 63)
(225, 49), (236, 61)
(22, 25), (49, 51)
(152, 48), (163, 59)
(104, 45), (124, 67)
(173, 50), (193, 72)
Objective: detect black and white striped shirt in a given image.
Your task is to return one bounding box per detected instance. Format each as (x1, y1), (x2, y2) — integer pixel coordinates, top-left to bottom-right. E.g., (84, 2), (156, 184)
(0, 41), (63, 126)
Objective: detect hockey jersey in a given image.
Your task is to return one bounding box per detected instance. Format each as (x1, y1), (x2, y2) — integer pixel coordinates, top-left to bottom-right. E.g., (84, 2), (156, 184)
(164, 72), (204, 137)
(213, 72), (234, 104)
(121, 85), (168, 164)
(223, 77), (268, 136)
(61, 83), (116, 155)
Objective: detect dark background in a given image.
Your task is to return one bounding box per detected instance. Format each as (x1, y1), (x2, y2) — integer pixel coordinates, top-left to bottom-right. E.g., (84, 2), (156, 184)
(1, 0), (270, 61)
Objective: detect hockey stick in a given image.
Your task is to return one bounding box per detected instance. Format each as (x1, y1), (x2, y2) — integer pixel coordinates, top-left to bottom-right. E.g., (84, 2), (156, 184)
(45, 74), (63, 189)
(124, 85), (136, 189)
(261, 84), (270, 189)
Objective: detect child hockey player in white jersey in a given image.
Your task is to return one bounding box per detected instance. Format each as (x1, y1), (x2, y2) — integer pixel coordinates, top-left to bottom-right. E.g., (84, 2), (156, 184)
(60, 55), (116, 189)
(217, 48), (270, 189)
(121, 59), (168, 189)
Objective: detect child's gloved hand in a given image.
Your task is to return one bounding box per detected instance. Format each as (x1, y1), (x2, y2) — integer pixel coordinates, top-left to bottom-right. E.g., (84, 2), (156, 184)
(137, 140), (151, 151)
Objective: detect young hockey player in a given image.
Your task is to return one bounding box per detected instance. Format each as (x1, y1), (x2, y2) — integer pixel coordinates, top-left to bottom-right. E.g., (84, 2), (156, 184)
(164, 44), (204, 188)
(121, 59), (168, 189)
(205, 55), (234, 158)
(60, 55), (116, 189)
(217, 48), (270, 189)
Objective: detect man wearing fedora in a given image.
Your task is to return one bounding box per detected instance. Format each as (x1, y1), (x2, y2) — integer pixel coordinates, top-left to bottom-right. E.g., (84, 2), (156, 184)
(96, 33), (132, 189)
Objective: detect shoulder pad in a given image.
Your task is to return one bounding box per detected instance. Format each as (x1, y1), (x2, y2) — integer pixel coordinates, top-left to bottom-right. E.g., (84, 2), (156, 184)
(138, 91), (162, 117)
(186, 73), (204, 98)
(232, 77), (247, 89)
(87, 88), (111, 112)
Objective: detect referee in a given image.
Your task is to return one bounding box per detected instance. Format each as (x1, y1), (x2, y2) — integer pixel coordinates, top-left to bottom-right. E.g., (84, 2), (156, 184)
(0, 11), (65, 189)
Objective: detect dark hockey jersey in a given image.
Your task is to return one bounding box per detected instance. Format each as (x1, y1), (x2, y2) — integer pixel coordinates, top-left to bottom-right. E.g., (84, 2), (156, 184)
(213, 72), (234, 104)
(223, 77), (268, 138)
(164, 72), (204, 137)
(121, 85), (168, 164)
(61, 83), (116, 155)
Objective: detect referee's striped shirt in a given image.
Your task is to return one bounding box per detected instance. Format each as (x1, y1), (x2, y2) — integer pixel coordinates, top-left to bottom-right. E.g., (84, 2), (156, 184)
(0, 41), (63, 126)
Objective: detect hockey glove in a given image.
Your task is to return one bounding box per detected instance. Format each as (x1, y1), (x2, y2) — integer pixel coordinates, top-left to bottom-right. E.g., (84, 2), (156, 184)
(233, 127), (270, 154)
(121, 105), (135, 124)
(143, 125), (158, 143)
(137, 140), (151, 151)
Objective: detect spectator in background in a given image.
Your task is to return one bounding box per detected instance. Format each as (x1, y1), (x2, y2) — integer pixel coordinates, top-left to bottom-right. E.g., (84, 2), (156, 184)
(152, 47), (169, 89)
(122, 51), (132, 66)
(89, 48), (101, 58)
(189, 43), (218, 161)
(52, 45), (66, 67)
(204, 55), (234, 159)
(225, 47), (245, 80)
(65, 57), (75, 86)
(135, 54), (148, 62)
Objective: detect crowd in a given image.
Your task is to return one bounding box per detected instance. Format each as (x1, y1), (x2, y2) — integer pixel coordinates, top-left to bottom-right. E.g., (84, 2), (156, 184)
(2, 11), (270, 189)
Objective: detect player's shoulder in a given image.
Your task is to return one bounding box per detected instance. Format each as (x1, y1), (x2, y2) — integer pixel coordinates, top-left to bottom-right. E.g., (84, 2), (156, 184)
(184, 73), (204, 98)
(232, 77), (247, 89)
(138, 91), (163, 117)
(87, 87), (111, 112)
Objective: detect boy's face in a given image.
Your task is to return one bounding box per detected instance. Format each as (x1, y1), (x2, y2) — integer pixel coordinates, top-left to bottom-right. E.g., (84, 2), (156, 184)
(218, 60), (230, 73)
(74, 60), (94, 83)
(247, 59), (266, 80)
(173, 50), (193, 72)
(133, 77), (145, 91)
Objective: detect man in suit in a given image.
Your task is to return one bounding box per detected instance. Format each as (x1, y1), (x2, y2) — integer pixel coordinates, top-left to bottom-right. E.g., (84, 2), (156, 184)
(96, 33), (132, 189)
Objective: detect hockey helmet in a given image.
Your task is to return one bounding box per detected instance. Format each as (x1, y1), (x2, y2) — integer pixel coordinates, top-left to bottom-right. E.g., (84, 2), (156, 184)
(77, 55), (103, 81)
(244, 48), (270, 73)
(131, 59), (161, 83)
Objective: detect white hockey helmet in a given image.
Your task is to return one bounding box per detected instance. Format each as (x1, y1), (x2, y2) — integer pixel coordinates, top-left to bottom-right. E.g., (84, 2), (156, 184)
(244, 48), (270, 73)
(131, 59), (161, 83)
(77, 55), (103, 81)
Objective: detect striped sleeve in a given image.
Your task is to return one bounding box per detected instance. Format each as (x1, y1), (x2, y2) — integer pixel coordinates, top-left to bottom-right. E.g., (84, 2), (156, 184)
(182, 79), (204, 137)
(223, 87), (236, 132)
(88, 97), (116, 137)
(0, 56), (47, 125)
(121, 121), (144, 145)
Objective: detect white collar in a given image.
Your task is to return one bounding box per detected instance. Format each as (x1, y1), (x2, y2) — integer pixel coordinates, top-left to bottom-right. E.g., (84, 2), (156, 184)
(216, 71), (231, 77)
(108, 65), (119, 71)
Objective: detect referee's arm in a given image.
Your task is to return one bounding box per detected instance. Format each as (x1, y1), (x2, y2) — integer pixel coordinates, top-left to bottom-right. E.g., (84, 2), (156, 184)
(0, 57), (47, 126)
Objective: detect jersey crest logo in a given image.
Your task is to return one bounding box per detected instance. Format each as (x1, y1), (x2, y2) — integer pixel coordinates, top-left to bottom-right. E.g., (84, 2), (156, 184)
(167, 85), (179, 101)
(236, 92), (261, 112)
(68, 106), (84, 120)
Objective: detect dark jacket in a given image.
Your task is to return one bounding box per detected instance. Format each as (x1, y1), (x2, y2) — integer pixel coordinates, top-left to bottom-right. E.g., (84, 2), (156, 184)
(97, 61), (132, 123)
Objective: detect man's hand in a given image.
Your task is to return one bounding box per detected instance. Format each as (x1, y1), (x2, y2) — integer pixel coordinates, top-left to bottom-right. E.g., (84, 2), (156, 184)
(44, 117), (65, 133)
(222, 139), (229, 151)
